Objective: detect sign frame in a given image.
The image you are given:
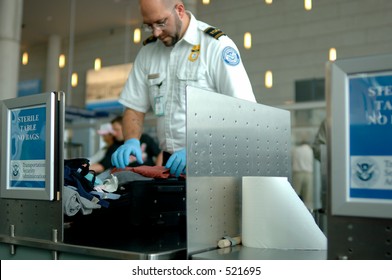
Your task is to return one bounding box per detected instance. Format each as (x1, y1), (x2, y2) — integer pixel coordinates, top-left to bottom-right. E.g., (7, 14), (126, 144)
(327, 54), (392, 219)
(1, 92), (64, 201)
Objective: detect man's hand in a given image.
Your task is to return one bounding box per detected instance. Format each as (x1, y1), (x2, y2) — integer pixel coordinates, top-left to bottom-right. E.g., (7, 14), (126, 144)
(111, 138), (143, 168)
(165, 148), (186, 177)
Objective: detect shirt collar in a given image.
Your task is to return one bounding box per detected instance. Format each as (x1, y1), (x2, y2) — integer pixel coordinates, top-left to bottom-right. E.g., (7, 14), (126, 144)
(182, 12), (199, 45)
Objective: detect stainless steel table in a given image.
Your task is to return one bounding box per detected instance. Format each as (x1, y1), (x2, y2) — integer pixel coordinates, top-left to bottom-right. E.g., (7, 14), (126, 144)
(191, 245), (327, 260)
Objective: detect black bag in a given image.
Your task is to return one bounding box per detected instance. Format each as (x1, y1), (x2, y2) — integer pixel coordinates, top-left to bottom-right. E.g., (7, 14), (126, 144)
(117, 178), (186, 227)
(64, 176), (186, 244)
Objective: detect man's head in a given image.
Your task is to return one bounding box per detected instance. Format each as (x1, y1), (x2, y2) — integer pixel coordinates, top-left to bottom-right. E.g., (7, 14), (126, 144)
(139, 0), (189, 47)
(97, 123), (115, 145)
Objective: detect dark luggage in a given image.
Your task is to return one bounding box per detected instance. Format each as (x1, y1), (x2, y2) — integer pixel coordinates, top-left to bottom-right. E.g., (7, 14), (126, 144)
(116, 178), (186, 227)
(64, 177), (186, 245)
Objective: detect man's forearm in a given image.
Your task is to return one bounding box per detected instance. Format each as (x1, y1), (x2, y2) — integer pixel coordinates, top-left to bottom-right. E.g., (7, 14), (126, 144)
(122, 108), (145, 141)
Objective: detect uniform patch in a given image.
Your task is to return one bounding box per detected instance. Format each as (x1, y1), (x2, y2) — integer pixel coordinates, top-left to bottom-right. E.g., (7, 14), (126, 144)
(222, 46), (240, 66)
(188, 45), (200, 62)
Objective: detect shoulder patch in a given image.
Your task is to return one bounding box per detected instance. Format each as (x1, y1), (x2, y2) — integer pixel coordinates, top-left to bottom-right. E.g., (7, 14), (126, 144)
(222, 46), (240, 66)
(143, 35), (158, 46)
(204, 27), (226, 40)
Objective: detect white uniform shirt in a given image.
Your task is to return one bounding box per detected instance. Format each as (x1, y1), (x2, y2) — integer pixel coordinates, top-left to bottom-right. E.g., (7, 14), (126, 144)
(120, 12), (256, 153)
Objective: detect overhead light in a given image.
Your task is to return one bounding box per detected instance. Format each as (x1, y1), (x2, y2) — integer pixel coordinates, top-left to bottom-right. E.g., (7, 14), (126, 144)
(94, 58), (102, 71)
(71, 73), (78, 87)
(265, 0), (273, 4)
(22, 52), (28, 65)
(304, 0), (312, 11)
(265, 70), (273, 88)
(59, 54), (66, 68)
(133, 28), (141, 44)
(244, 32), (252, 49)
(202, 0), (210, 4)
(329, 48), (337, 61)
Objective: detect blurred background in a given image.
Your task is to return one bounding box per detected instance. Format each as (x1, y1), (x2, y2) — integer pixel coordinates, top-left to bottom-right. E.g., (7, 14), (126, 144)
(2, 0), (392, 154)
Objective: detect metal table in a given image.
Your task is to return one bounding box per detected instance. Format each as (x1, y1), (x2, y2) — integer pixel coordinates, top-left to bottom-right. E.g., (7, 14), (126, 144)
(191, 245), (327, 260)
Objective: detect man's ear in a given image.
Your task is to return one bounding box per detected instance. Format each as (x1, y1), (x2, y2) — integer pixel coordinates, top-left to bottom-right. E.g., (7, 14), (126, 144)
(175, 3), (186, 18)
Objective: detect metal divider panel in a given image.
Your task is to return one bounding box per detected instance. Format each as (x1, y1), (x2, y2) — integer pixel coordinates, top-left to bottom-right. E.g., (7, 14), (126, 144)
(186, 87), (291, 256)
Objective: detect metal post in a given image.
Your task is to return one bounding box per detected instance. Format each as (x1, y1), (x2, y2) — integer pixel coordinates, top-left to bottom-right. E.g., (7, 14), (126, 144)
(52, 229), (58, 260)
(9, 224), (15, 255)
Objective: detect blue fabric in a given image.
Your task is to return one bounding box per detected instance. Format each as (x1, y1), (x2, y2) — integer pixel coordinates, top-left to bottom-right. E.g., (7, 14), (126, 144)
(64, 165), (109, 208)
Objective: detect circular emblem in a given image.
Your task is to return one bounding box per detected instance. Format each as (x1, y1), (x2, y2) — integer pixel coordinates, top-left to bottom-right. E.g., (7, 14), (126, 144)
(222, 46), (240, 66)
(351, 157), (380, 188)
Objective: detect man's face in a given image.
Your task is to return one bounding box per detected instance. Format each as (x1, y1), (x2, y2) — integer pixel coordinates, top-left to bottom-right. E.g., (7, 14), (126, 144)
(156, 9), (182, 47)
(102, 133), (114, 144)
(141, 2), (182, 47)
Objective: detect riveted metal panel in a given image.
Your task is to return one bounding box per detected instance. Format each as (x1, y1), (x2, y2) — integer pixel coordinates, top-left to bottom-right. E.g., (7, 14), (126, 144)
(186, 87), (291, 255)
(0, 198), (62, 241)
(327, 215), (392, 260)
(186, 89), (290, 178)
(187, 176), (240, 254)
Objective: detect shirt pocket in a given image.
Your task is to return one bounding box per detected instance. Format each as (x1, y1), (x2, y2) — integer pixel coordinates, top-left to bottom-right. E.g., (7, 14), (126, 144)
(147, 73), (166, 116)
(176, 62), (208, 103)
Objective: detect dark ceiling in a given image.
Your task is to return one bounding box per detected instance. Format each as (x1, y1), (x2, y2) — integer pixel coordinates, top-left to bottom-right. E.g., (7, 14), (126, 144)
(21, 0), (141, 48)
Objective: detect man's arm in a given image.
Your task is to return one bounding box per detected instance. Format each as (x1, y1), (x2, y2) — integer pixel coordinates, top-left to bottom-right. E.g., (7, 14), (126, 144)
(111, 108), (146, 168)
(209, 37), (256, 103)
(122, 107), (145, 141)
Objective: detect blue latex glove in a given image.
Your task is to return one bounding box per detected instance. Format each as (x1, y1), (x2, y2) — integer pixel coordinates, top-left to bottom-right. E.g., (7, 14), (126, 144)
(165, 148), (186, 177)
(111, 138), (143, 169)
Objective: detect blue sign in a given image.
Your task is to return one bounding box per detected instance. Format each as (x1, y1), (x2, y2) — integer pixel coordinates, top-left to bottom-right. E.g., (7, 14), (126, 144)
(349, 72), (392, 200)
(10, 105), (46, 188)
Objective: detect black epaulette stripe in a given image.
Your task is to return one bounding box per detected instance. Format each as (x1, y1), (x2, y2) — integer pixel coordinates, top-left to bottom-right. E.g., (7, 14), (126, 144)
(143, 35), (158, 46)
(204, 27), (226, 40)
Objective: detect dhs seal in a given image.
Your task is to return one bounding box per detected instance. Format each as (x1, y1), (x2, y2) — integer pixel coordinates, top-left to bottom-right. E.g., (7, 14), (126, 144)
(222, 46), (240, 66)
(11, 163), (20, 179)
(352, 157), (380, 188)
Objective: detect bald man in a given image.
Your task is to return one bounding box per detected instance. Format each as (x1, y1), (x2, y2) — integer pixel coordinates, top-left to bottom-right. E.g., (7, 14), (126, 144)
(112, 0), (256, 177)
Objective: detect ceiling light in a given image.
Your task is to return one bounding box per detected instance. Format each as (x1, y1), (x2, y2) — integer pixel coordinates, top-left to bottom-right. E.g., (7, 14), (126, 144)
(304, 0), (312, 11)
(329, 48), (337, 61)
(202, 0), (210, 4)
(71, 73), (78, 87)
(59, 54), (66, 68)
(94, 58), (102, 71)
(265, 70), (273, 88)
(244, 32), (252, 49)
(22, 52), (28, 65)
(133, 28), (141, 44)
(265, 0), (273, 4)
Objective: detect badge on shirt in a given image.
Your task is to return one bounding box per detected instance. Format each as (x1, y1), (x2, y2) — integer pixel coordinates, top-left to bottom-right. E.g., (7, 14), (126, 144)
(188, 45), (200, 62)
(154, 96), (165, 116)
(148, 73), (160, 79)
(222, 46), (240, 66)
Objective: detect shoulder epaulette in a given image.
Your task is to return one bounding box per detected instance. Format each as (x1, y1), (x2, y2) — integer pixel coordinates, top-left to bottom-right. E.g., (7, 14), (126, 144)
(204, 27), (226, 40)
(143, 35), (158, 46)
